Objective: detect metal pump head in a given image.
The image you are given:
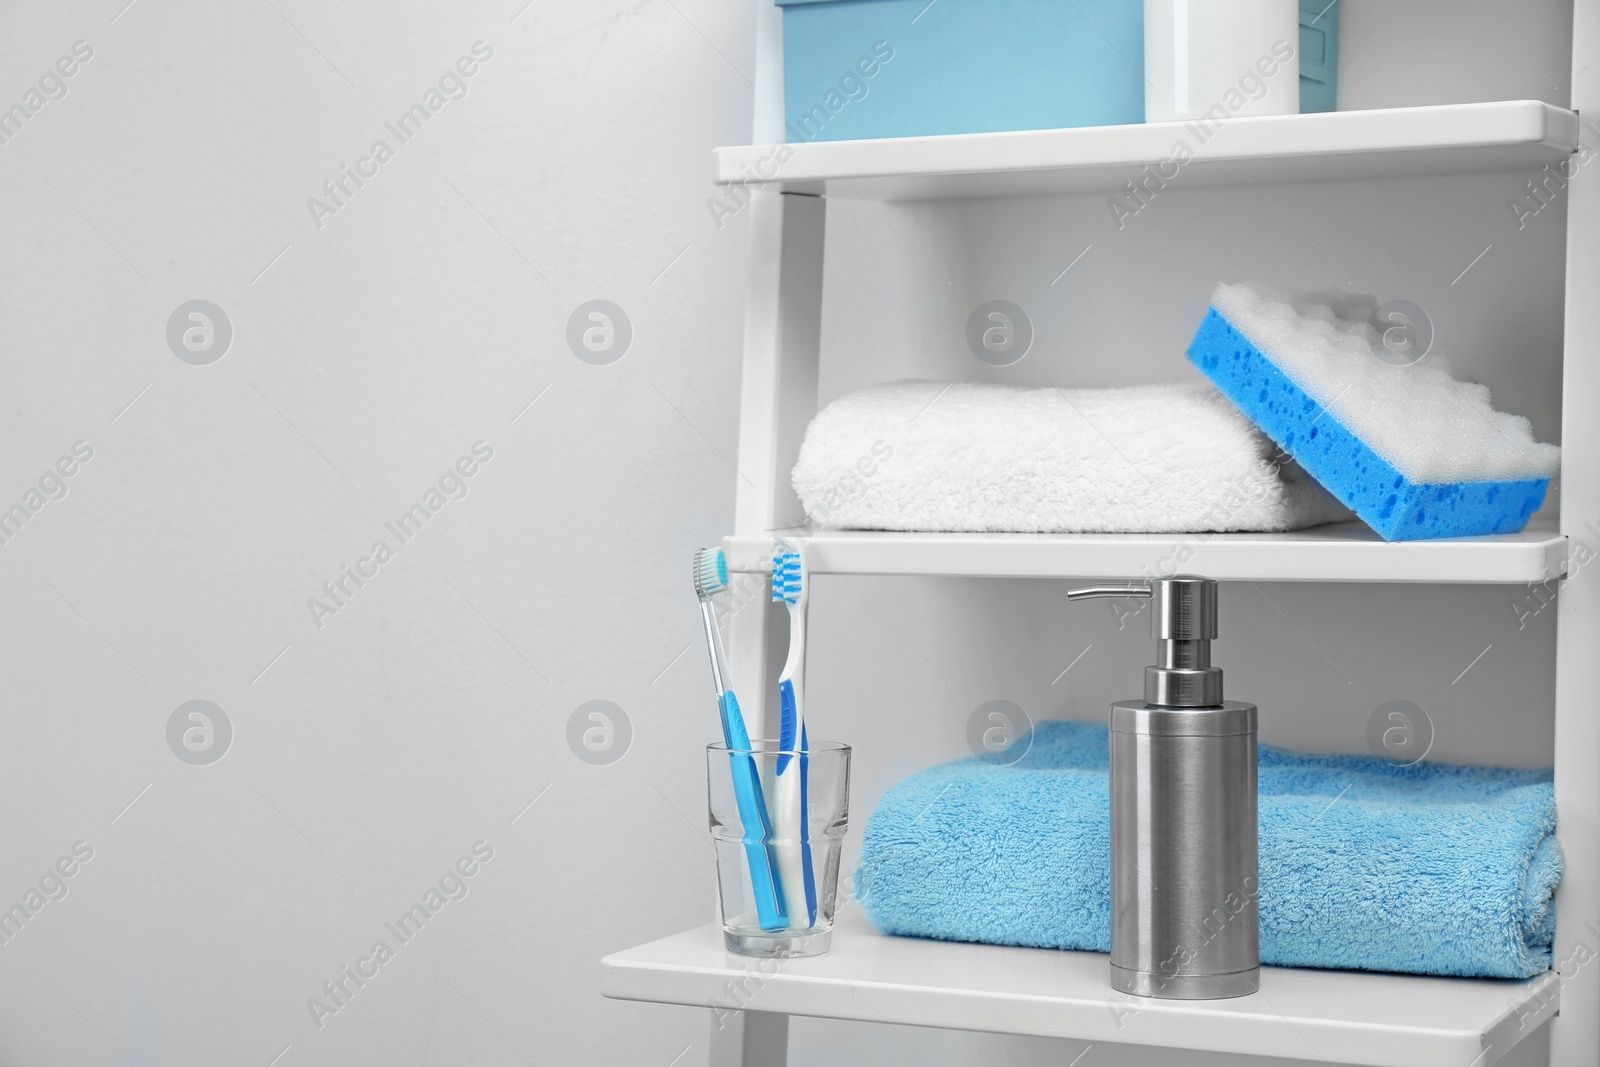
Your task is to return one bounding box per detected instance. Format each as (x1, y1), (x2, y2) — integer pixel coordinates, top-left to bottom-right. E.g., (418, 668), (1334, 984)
(1067, 575), (1223, 707)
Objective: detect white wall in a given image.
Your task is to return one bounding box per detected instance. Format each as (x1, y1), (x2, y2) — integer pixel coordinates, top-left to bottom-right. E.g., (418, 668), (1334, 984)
(0, 1), (759, 1064)
(0, 1), (1574, 1066)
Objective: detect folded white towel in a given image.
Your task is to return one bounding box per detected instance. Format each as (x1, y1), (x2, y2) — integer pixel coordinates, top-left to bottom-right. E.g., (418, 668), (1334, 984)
(792, 380), (1351, 533)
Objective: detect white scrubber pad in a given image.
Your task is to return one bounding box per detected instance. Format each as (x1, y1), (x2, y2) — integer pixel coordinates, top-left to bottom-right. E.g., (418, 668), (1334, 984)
(1209, 283), (1559, 483)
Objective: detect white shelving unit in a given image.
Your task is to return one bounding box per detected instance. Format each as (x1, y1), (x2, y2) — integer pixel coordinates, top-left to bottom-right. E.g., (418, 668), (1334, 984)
(715, 99), (1578, 200)
(722, 520), (1567, 584)
(603, 907), (1559, 1067)
(605, 6), (1600, 1066)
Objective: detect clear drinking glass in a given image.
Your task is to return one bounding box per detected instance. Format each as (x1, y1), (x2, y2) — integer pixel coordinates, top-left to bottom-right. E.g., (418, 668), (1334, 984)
(707, 740), (850, 958)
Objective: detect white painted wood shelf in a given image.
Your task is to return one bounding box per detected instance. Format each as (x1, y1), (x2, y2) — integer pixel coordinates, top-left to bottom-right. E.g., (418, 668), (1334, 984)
(653, 16), (1600, 1061)
(722, 520), (1565, 584)
(602, 908), (1558, 1067)
(715, 100), (1579, 200)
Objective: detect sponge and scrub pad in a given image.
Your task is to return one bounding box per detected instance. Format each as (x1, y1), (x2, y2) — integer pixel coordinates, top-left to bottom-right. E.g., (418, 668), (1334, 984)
(1188, 283), (1560, 541)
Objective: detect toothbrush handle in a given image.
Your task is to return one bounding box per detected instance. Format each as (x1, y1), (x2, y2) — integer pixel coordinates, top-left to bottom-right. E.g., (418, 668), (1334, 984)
(721, 688), (751, 750)
(799, 723), (817, 926)
(721, 691), (788, 930)
(777, 679), (798, 772)
(773, 681), (819, 928)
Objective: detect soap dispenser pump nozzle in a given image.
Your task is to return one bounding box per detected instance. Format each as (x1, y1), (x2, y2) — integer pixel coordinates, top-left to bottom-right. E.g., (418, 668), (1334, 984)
(1069, 575), (1224, 706)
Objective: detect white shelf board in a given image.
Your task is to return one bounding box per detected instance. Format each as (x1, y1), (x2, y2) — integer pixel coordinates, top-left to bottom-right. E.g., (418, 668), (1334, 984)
(602, 907), (1558, 1067)
(715, 101), (1579, 201)
(723, 520), (1565, 584)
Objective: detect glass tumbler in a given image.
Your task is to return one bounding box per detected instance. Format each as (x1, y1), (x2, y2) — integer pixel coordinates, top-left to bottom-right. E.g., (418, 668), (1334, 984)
(707, 740), (850, 958)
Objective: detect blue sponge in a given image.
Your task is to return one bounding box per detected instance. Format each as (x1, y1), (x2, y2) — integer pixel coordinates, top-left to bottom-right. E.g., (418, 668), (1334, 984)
(1187, 286), (1558, 541)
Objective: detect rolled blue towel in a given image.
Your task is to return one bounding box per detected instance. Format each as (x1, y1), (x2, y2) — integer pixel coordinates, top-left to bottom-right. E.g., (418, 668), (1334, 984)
(857, 721), (1561, 979)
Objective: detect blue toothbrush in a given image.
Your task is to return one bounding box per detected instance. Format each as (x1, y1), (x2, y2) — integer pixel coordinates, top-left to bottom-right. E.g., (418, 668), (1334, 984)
(772, 538), (818, 928)
(694, 548), (787, 931)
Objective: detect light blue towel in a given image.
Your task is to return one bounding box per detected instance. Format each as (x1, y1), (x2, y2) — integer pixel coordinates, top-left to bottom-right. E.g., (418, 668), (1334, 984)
(858, 721), (1561, 979)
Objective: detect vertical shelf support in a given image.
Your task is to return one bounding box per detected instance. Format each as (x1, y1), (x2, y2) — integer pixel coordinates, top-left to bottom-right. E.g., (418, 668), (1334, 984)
(726, 189), (826, 754)
(717, 186), (825, 1067)
(714, 11), (812, 1062)
(1554, 3), (1600, 1065)
(708, 1009), (790, 1067)
(732, 190), (825, 540)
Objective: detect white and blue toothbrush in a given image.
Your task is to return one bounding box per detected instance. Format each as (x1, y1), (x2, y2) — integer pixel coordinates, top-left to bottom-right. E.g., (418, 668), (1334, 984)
(771, 537), (818, 929)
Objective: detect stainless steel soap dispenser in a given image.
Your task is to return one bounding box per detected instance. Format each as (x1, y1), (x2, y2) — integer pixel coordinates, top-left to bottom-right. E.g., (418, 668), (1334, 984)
(1068, 575), (1259, 1000)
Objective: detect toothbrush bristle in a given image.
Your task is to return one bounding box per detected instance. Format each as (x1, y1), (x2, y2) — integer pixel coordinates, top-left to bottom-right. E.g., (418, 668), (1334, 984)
(693, 548), (728, 596)
(772, 551), (803, 603)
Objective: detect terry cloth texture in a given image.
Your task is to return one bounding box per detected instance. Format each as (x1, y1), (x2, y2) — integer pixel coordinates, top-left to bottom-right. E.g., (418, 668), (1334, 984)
(858, 720), (1560, 979)
(792, 380), (1350, 532)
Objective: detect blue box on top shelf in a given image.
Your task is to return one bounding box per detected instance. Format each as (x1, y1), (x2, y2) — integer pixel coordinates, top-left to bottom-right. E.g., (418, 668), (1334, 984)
(777, 0), (1144, 142)
(1298, 0), (1338, 113)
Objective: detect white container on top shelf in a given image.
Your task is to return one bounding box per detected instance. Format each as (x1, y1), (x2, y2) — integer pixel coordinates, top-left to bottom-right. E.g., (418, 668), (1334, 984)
(1143, 0), (1301, 123)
